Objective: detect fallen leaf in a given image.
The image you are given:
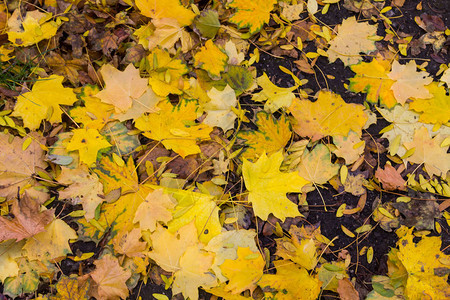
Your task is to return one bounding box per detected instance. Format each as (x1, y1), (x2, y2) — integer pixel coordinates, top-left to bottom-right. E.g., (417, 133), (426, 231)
(337, 278), (360, 300)
(259, 260), (322, 300)
(0, 132), (47, 200)
(112, 228), (147, 258)
(276, 236), (318, 270)
(375, 164), (406, 191)
(290, 90), (368, 141)
(220, 247), (264, 294)
(237, 111), (291, 161)
(90, 254), (131, 300)
(57, 166), (104, 220)
(387, 60), (433, 105)
(133, 188), (176, 232)
(252, 73), (298, 113)
(66, 128), (112, 166)
(332, 131), (365, 164)
(297, 144), (340, 185)
(7, 10), (59, 47)
(203, 85), (238, 132)
(135, 0), (195, 27)
(135, 100), (213, 158)
(327, 16), (378, 66)
(0, 194), (54, 242)
(409, 82), (450, 125)
(228, 0), (276, 34)
(95, 64), (148, 113)
(148, 222), (198, 272)
(54, 276), (90, 300)
(194, 40), (228, 78)
(242, 150), (309, 221)
(403, 126), (450, 177)
(23, 219), (77, 262)
(146, 48), (188, 96)
(12, 75), (78, 130)
(205, 229), (259, 283)
(172, 245), (217, 300)
(348, 58), (397, 108)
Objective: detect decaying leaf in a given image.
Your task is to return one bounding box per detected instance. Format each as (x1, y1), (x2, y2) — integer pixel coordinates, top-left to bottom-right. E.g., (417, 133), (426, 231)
(0, 132), (47, 200)
(0, 194), (54, 242)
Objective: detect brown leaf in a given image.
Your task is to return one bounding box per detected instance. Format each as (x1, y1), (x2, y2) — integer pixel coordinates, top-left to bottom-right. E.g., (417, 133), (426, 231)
(375, 164), (406, 191)
(0, 193), (54, 242)
(337, 278), (359, 300)
(90, 254), (131, 300)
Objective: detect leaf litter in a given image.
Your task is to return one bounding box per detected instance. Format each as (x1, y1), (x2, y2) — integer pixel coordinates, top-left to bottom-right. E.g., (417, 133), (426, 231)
(0, 0), (449, 299)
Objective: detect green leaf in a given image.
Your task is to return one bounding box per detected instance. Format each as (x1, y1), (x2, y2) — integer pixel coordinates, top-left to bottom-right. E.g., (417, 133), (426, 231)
(194, 10), (220, 39)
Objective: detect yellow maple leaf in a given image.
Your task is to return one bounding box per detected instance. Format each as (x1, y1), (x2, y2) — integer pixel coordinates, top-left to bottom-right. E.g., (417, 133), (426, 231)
(165, 187), (222, 244)
(0, 240), (24, 282)
(237, 111), (292, 161)
(205, 230), (259, 283)
(348, 58), (397, 108)
(172, 245), (217, 300)
(57, 166), (104, 221)
(392, 227), (450, 299)
(242, 151), (309, 221)
(194, 39), (228, 78)
(259, 260), (322, 300)
(220, 247), (264, 294)
(275, 237), (318, 270)
(12, 75), (78, 130)
(203, 85), (238, 132)
(289, 90), (368, 141)
(69, 85), (114, 131)
(146, 48), (188, 96)
(90, 254), (131, 300)
(148, 222), (199, 272)
(147, 18), (194, 52)
(326, 16), (378, 66)
(112, 228), (147, 258)
(252, 73), (299, 113)
(409, 82), (450, 125)
(135, 0), (195, 27)
(95, 156), (139, 195)
(23, 219), (78, 262)
(95, 64), (148, 113)
(0, 132), (48, 200)
(133, 188), (176, 232)
(387, 60), (433, 105)
(403, 126), (450, 177)
(333, 131), (365, 164)
(297, 144), (340, 185)
(54, 276), (89, 300)
(228, 0), (276, 34)
(135, 100), (212, 158)
(66, 128), (111, 166)
(7, 10), (59, 47)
